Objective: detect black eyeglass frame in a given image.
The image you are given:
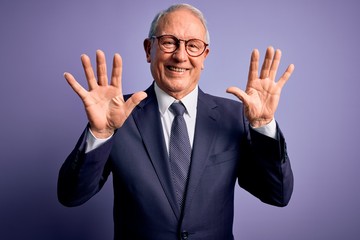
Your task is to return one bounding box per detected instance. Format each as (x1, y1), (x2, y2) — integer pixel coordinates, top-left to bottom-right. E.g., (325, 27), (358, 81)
(151, 34), (209, 57)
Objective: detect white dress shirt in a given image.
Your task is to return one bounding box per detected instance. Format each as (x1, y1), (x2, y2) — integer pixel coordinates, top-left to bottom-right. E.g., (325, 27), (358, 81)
(85, 83), (277, 153)
(154, 83), (197, 153)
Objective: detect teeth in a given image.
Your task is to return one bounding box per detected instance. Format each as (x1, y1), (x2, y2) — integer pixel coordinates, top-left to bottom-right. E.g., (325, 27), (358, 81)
(168, 66), (186, 72)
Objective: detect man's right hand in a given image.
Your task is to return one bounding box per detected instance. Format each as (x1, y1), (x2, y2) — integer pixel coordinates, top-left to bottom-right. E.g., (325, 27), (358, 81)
(64, 50), (147, 139)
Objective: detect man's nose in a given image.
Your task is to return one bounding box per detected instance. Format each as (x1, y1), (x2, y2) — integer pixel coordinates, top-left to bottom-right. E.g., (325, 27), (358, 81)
(172, 41), (188, 61)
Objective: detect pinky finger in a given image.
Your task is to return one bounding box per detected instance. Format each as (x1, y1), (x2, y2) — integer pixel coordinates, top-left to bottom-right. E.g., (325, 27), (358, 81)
(64, 72), (88, 100)
(277, 64), (295, 89)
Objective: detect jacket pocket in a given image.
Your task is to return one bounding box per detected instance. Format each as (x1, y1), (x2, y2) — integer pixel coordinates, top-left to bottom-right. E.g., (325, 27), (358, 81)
(207, 149), (239, 166)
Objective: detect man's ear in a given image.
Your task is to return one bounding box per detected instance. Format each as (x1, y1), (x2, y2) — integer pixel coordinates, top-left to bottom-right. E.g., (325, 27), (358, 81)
(201, 48), (210, 69)
(143, 38), (152, 63)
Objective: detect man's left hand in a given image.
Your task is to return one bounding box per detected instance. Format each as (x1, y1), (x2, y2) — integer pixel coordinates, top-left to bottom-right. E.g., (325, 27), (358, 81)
(227, 46), (295, 127)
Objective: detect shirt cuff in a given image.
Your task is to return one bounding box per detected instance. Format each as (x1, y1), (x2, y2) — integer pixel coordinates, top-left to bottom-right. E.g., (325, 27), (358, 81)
(250, 118), (277, 139)
(85, 128), (113, 153)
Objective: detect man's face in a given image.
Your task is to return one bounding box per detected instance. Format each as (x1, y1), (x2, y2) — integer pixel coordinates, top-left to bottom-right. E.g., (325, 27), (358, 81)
(144, 9), (210, 99)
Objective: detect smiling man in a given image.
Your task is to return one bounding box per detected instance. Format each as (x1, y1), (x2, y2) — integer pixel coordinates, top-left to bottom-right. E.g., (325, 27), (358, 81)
(58, 4), (294, 240)
(144, 7), (209, 100)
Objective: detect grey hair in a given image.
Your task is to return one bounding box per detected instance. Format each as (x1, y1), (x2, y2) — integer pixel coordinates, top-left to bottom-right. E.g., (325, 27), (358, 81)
(148, 3), (210, 44)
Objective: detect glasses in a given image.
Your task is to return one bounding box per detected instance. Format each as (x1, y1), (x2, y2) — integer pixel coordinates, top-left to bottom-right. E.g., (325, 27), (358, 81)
(152, 35), (208, 57)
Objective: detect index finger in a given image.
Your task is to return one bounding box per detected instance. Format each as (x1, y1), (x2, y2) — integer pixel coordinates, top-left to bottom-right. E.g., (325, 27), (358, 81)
(81, 54), (98, 90)
(248, 49), (259, 82)
(111, 53), (122, 92)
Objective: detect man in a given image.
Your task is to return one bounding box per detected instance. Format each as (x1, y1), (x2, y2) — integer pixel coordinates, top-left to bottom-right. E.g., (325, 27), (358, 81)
(58, 3), (294, 240)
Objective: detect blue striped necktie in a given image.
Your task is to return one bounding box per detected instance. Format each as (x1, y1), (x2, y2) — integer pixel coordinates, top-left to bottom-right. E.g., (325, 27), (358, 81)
(169, 102), (192, 210)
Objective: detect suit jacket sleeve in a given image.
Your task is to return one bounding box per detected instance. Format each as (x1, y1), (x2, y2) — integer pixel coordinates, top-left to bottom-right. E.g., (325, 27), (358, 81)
(238, 120), (294, 207)
(57, 127), (113, 207)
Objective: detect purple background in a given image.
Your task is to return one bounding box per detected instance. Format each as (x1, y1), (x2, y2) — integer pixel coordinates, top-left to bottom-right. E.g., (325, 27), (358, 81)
(1, 0), (359, 239)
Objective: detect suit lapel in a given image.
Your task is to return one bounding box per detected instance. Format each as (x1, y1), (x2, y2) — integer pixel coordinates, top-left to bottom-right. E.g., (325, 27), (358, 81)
(132, 85), (181, 219)
(183, 90), (219, 214)
(132, 86), (220, 219)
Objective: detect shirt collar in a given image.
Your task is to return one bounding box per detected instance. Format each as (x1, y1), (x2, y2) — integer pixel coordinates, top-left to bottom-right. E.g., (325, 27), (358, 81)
(154, 82), (198, 117)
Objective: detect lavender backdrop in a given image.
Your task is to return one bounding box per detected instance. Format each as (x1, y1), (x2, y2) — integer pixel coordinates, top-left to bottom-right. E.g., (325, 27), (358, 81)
(1, 0), (359, 239)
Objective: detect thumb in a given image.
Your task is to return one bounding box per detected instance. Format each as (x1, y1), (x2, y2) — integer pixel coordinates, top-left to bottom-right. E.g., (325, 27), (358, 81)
(124, 91), (148, 115)
(226, 87), (249, 104)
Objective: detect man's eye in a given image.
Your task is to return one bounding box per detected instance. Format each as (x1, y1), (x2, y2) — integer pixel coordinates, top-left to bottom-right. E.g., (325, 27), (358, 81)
(188, 43), (199, 49)
(162, 40), (176, 46)
(187, 42), (201, 51)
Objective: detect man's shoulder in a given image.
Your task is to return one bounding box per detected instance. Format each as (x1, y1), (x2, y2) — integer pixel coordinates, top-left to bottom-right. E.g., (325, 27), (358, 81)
(199, 90), (243, 108)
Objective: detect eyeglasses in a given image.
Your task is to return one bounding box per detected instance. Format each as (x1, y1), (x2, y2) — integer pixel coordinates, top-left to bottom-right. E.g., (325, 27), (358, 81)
(152, 35), (208, 57)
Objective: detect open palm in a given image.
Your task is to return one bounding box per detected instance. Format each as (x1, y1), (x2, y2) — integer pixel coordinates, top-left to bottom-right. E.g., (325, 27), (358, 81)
(64, 50), (147, 138)
(227, 47), (294, 127)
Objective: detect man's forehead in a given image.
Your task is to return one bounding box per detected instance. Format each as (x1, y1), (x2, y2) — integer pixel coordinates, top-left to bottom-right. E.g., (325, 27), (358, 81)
(156, 9), (205, 38)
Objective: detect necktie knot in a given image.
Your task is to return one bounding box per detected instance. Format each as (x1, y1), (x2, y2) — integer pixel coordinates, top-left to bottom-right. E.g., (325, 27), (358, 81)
(170, 102), (186, 116)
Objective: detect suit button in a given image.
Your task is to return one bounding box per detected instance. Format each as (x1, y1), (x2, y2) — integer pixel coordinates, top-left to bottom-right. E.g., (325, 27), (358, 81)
(181, 231), (189, 239)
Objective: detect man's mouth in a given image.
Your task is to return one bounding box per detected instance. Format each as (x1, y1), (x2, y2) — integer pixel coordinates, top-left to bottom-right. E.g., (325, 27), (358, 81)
(167, 66), (188, 72)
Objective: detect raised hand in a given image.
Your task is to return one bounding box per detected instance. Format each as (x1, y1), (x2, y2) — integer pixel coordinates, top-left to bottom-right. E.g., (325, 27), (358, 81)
(64, 50), (147, 138)
(226, 46), (294, 127)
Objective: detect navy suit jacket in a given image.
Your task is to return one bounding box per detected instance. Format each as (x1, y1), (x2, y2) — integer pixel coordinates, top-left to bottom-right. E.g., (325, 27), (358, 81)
(58, 84), (293, 240)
